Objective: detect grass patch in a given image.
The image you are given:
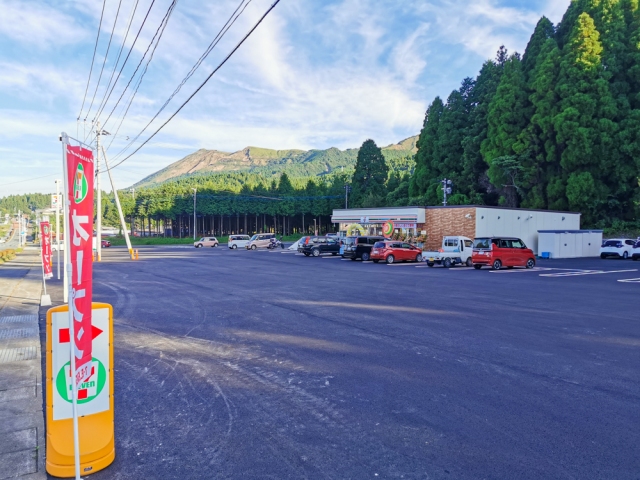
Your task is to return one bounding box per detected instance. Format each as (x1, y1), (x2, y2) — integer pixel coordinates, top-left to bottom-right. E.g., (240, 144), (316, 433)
(108, 233), (308, 246)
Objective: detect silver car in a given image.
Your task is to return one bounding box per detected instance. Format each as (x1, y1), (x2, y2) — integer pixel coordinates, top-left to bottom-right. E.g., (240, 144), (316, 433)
(194, 236), (219, 248)
(246, 233), (275, 250)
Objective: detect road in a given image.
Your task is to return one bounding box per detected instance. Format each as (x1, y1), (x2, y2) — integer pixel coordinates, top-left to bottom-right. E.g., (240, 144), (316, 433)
(48, 246), (640, 479)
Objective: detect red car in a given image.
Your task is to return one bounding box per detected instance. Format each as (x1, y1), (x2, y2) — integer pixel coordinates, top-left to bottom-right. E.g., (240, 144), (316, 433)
(101, 240), (111, 248)
(370, 241), (423, 264)
(472, 237), (535, 270)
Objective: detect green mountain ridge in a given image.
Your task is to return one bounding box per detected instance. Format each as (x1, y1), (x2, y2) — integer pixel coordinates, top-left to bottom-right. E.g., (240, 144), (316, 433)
(133, 136), (418, 188)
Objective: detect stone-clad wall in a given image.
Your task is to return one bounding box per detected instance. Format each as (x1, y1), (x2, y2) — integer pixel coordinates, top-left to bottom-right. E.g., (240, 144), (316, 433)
(424, 207), (476, 251)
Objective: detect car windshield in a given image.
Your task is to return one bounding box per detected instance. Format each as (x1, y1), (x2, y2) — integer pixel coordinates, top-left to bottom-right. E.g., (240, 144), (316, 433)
(603, 240), (622, 247)
(199, 237), (205, 242)
(373, 242), (385, 248)
(473, 238), (491, 249)
(249, 235), (258, 241)
(344, 237), (356, 245)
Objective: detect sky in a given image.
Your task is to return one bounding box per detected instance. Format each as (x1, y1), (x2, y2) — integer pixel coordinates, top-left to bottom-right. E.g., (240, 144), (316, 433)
(0, 0), (571, 196)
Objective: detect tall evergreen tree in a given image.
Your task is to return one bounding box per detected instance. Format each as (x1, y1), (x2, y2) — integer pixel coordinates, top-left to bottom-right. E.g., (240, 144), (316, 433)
(351, 139), (389, 208)
(409, 97), (444, 199)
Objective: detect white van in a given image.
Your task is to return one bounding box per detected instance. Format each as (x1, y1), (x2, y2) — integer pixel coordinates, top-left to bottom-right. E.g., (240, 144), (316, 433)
(228, 235), (251, 249)
(194, 237), (219, 248)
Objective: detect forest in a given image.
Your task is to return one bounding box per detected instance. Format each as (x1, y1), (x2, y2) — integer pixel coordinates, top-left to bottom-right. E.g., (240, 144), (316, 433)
(3, 0), (639, 236)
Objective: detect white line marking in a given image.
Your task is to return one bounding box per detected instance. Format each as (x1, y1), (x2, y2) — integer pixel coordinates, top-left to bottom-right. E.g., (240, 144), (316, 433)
(387, 263), (422, 266)
(618, 278), (640, 283)
(540, 269), (638, 277)
(322, 256), (343, 259)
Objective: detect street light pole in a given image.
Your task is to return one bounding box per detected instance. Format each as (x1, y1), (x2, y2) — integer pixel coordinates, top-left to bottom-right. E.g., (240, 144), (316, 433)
(192, 188), (197, 240)
(129, 188), (135, 236)
(344, 184), (351, 209)
(95, 122), (102, 262)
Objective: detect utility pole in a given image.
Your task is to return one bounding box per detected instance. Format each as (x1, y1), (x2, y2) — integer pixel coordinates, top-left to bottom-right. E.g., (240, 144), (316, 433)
(55, 179), (61, 279)
(95, 122), (102, 262)
(441, 178), (453, 206)
(192, 188), (197, 240)
(102, 146), (133, 257)
(344, 184), (352, 209)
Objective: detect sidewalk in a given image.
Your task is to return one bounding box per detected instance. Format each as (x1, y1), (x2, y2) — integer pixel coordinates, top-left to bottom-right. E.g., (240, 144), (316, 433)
(0, 247), (46, 479)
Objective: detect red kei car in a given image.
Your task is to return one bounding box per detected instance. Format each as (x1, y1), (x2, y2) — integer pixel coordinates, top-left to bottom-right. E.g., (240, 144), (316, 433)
(370, 241), (423, 264)
(472, 237), (536, 270)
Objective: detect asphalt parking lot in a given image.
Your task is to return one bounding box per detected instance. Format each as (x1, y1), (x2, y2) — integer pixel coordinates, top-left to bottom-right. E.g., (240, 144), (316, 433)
(49, 245), (640, 479)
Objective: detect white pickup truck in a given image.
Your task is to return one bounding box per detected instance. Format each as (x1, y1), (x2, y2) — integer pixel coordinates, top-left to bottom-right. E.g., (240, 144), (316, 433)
(423, 236), (474, 268)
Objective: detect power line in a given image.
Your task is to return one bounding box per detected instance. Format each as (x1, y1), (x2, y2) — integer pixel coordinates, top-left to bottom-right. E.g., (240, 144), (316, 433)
(106, 0), (253, 154)
(84, 0), (125, 126)
(0, 173), (59, 188)
(102, 0), (179, 149)
(106, 0), (282, 172)
(77, 0), (107, 121)
(92, 0), (141, 124)
(91, 0), (158, 129)
(100, 0), (176, 132)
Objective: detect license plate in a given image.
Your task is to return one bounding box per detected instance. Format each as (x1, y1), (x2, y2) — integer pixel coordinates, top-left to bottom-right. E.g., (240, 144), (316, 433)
(429, 257), (434, 261)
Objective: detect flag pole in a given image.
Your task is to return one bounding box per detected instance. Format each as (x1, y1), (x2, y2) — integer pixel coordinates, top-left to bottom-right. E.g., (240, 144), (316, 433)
(61, 132), (82, 480)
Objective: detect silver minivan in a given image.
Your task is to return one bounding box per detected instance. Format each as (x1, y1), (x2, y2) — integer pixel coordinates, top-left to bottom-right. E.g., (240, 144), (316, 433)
(228, 235), (251, 249)
(246, 233), (275, 250)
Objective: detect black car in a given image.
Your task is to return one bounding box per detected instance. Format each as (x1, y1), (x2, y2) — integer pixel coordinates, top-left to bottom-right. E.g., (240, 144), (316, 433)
(300, 236), (340, 257)
(633, 241), (640, 261)
(342, 236), (384, 261)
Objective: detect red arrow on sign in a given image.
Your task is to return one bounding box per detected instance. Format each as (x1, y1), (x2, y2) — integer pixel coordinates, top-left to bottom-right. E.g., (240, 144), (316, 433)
(59, 325), (103, 344)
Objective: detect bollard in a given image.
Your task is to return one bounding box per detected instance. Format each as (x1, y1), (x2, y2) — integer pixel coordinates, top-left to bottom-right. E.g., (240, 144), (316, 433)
(135, 249), (139, 260)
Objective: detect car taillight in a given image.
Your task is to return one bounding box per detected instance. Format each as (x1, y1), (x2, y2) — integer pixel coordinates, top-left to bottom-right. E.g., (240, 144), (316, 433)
(438, 248), (444, 253)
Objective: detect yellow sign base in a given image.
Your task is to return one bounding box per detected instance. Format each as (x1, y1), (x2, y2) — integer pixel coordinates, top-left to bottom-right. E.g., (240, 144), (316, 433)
(46, 303), (115, 477)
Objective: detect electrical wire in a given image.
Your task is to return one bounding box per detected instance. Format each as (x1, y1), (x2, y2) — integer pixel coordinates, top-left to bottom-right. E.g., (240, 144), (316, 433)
(77, 0), (107, 121)
(105, 0), (253, 153)
(83, 0), (125, 127)
(0, 173), (59, 188)
(105, 0), (282, 172)
(92, 0), (141, 124)
(100, 0), (174, 131)
(102, 0), (178, 149)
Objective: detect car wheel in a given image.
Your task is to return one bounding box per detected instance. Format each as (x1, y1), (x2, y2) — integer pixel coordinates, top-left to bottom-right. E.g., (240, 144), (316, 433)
(474, 264), (482, 270)
(251, 245), (257, 250)
(623, 251), (629, 259)
(361, 252), (370, 262)
(386, 255), (395, 264)
(332, 252), (337, 256)
(633, 256), (638, 261)
(415, 254), (422, 262)
(373, 260), (379, 263)
(350, 257), (356, 261)
(526, 258), (535, 269)
(213, 243), (218, 248)
(312, 248), (320, 257)
(304, 252), (310, 256)
(466, 257), (473, 267)
(492, 259), (502, 270)
(427, 263), (434, 267)
(443, 258), (452, 268)
(232, 244), (237, 249)
(196, 244), (202, 248)
(600, 253), (606, 259)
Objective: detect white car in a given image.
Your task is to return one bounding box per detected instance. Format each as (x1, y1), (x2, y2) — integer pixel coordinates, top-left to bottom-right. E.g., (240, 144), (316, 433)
(194, 236), (218, 248)
(600, 238), (636, 259)
(228, 235), (250, 249)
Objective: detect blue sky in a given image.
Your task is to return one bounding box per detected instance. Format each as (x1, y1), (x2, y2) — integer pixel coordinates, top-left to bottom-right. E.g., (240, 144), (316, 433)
(0, 0), (570, 196)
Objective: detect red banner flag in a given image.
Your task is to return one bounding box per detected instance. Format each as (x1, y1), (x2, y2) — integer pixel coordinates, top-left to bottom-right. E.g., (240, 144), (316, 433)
(65, 144), (94, 388)
(41, 221), (53, 279)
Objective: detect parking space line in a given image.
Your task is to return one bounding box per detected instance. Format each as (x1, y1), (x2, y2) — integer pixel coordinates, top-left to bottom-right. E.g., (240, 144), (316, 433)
(618, 278), (640, 283)
(540, 269), (638, 277)
(387, 263), (422, 266)
(490, 267), (552, 274)
(322, 256), (343, 259)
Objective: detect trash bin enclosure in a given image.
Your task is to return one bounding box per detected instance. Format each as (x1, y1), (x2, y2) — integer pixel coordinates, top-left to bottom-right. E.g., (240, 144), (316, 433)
(537, 230), (603, 258)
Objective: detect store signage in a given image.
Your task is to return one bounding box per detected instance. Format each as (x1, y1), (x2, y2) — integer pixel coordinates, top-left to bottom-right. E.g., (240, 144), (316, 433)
(394, 223), (417, 229)
(65, 144), (95, 388)
(382, 221), (394, 238)
(41, 221), (53, 279)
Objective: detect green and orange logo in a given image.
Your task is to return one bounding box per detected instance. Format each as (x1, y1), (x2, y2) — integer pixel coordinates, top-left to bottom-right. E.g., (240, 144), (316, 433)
(382, 221), (394, 238)
(73, 163), (88, 204)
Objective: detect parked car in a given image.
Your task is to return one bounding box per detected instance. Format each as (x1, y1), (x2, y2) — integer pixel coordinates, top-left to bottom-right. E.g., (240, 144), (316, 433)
(632, 240), (640, 261)
(599, 238), (636, 259)
(194, 236), (219, 248)
(101, 240), (111, 248)
(424, 236), (474, 267)
(342, 236), (384, 261)
(472, 237), (536, 270)
(246, 233), (276, 250)
(371, 241), (423, 264)
(297, 236), (311, 253)
(228, 234), (251, 249)
(300, 236), (340, 257)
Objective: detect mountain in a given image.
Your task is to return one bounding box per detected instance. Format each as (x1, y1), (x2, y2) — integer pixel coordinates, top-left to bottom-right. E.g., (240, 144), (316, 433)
(133, 136), (418, 188)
